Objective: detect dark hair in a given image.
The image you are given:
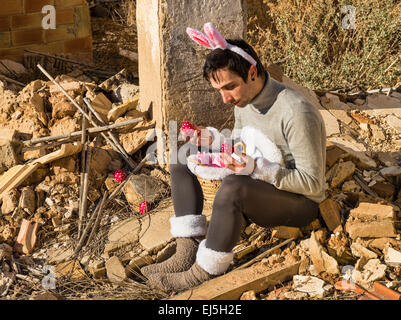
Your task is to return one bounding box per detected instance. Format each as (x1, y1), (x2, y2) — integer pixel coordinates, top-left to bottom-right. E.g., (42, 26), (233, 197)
(202, 39), (265, 83)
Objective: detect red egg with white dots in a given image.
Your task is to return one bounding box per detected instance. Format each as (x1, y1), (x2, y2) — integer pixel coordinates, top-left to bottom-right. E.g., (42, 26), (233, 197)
(114, 169), (126, 182)
(181, 121), (195, 137)
(139, 201), (150, 214)
(221, 143), (234, 155)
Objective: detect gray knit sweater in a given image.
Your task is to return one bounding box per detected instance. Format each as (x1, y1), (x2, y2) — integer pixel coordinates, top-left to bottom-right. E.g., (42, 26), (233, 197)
(209, 72), (326, 203)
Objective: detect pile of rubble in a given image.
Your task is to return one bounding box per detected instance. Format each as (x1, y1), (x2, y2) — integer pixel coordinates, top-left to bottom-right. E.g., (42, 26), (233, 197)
(235, 82), (401, 300)
(1, 57), (401, 300)
(0, 59), (170, 299)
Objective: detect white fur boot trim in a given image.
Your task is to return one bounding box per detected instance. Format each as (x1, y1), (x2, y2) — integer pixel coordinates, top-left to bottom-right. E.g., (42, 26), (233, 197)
(169, 215), (207, 238)
(196, 240), (234, 276)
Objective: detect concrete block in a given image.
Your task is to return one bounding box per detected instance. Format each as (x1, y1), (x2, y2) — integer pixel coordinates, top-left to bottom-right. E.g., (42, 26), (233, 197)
(136, 0), (247, 132)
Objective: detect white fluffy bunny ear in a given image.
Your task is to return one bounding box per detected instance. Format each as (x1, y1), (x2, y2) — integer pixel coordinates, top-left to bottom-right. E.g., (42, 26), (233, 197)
(203, 22), (227, 49)
(186, 27), (214, 49)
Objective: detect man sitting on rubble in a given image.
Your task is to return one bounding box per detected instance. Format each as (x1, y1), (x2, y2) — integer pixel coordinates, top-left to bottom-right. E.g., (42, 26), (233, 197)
(141, 23), (326, 293)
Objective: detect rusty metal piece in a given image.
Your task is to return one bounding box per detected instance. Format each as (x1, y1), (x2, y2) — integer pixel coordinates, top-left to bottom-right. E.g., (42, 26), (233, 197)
(14, 219), (40, 254)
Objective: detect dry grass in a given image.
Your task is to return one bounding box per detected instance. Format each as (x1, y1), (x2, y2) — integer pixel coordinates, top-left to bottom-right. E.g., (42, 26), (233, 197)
(247, 0), (401, 91)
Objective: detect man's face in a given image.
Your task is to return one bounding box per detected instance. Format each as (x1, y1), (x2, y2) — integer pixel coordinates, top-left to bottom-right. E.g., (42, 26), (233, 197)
(209, 67), (254, 108)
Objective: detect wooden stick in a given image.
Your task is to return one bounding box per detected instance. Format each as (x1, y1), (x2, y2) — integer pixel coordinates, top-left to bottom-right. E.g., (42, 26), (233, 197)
(38, 63), (143, 170)
(78, 107), (88, 238)
(23, 117), (144, 146)
(85, 190), (109, 248)
(78, 146), (91, 238)
(84, 97), (137, 169)
(353, 172), (378, 198)
(0, 74), (26, 87)
(236, 238), (294, 270)
(73, 193), (105, 258)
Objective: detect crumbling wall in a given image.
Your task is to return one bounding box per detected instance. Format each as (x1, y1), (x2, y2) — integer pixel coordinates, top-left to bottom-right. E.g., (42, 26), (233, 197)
(0, 0), (92, 63)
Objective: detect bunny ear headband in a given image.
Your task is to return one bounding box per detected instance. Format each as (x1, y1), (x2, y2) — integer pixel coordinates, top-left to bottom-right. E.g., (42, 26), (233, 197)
(186, 22), (257, 67)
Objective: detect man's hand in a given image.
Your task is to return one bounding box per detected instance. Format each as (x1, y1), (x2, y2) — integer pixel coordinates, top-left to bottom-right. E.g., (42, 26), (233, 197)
(181, 125), (212, 147)
(223, 151), (255, 175)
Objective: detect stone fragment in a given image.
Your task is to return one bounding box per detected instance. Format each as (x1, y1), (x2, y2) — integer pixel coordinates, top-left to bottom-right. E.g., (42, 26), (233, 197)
(350, 243), (378, 260)
(91, 92), (113, 123)
(108, 97), (138, 122)
(380, 166), (401, 177)
(292, 275), (326, 298)
(240, 290), (257, 300)
(318, 198), (342, 232)
(320, 93), (352, 124)
(325, 143), (346, 168)
(0, 140), (20, 175)
(328, 161), (355, 188)
(0, 243), (12, 260)
(123, 174), (167, 209)
(348, 202), (395, 221)
(106, 256), (127, 283)
(272, 226), (303, 239)
(351, 259), (387, 288)
(369, 181), (395, 200)
(345, 221), (397, 239)
(309, 231), (339, 275)
(119, 125), (154, 155)
(384, 245), (401, 266)
(327, 233), (355, 265)
(328, 136), (377, 169)
(342, 180), (361, 193)
(1, 189), (19, 214)
(384, 115), (401, 133)
(19, 186), (36, 213)
(365, 94), (401, 118)
(107, 216), (140, 248)
(55, 260), (86, 280)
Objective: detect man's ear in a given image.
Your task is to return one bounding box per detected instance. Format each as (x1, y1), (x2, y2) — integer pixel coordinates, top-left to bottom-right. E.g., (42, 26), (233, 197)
(248, 65), (257, 81)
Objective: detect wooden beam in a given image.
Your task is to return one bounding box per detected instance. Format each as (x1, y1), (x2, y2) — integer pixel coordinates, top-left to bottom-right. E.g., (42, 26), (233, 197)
(169, 262), (300, 300)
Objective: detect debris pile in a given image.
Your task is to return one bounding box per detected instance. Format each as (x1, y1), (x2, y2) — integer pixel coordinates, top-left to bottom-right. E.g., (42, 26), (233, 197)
(0, 58), (401, 300)
(0, 59), (169, 299)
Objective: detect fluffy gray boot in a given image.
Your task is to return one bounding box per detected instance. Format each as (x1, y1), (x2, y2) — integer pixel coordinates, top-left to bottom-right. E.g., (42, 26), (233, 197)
(141, 214), (207, 279)
(141, 237), (201, 278)
(147, 261), (213, 293)
(147, 240), (234, 293)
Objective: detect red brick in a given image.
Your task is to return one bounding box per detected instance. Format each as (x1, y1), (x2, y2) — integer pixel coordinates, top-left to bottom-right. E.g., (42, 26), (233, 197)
(0, 0), (23, 16)
(56, 8), (75, 25)
(0, 17), (10, 32)
(63, 36), (92, 53)
(44, 24), (75, 43)
(24, 0), (54, 13)
(0, 31), (11, 47)
(11, 13), (42, 30)
(55, 0), (86, 9)
(12, 29), (43, 46)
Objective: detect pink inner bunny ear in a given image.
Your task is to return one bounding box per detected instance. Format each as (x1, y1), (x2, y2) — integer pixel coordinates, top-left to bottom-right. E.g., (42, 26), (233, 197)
(203, 22), (227, 49)
(186, 27), (213, 49)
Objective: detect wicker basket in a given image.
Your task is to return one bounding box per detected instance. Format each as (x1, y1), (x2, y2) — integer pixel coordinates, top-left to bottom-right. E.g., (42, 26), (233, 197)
(196, 176), (222, 205)
(194, 142), (246, 205)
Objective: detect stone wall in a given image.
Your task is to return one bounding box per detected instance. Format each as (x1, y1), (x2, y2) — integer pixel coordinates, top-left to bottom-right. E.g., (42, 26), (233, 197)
(137, 0), (248, 132)
(0, 0), (92, 62)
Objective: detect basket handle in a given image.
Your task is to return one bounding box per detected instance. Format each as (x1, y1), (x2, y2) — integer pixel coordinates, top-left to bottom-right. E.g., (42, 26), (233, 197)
(233, 141), (246, 154)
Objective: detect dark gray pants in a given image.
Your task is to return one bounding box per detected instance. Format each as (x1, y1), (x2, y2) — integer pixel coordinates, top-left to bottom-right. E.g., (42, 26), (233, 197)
(170, 162), (319, 252)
